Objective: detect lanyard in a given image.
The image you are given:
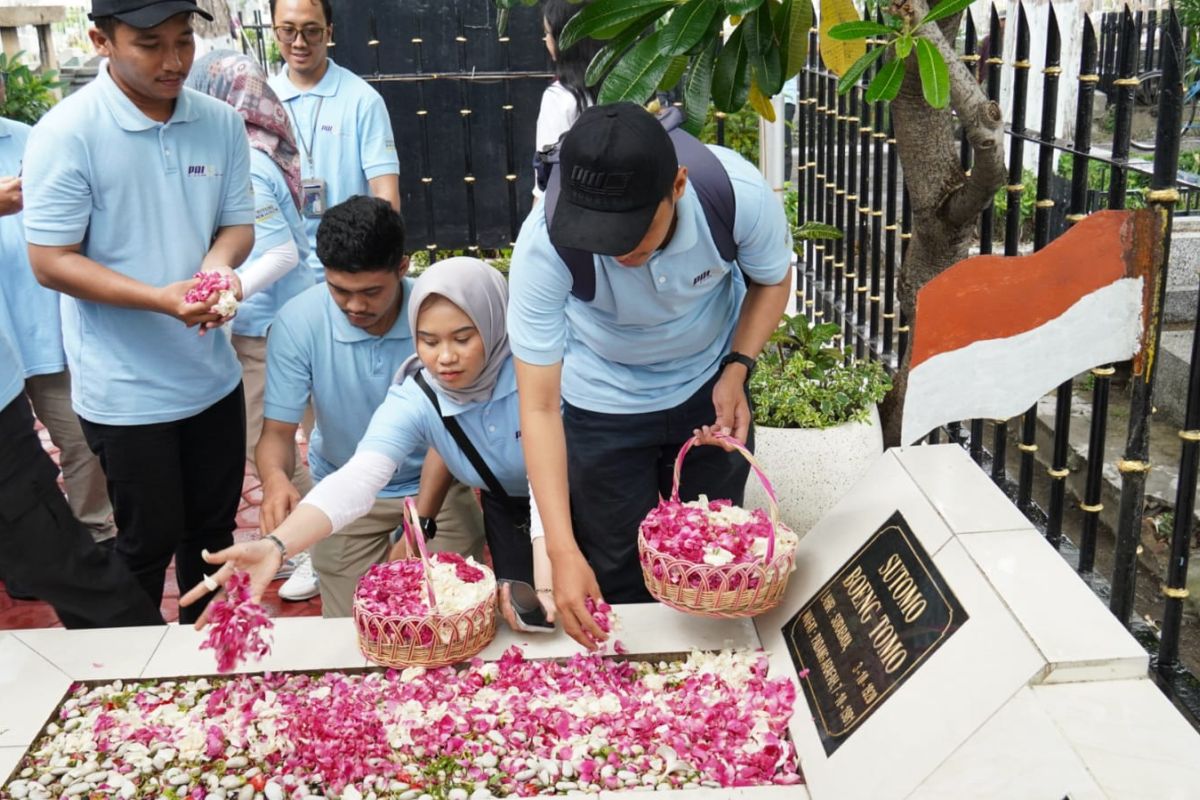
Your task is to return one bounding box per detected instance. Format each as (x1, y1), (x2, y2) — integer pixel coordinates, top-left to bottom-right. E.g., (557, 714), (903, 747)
(288, 96), (324, 173)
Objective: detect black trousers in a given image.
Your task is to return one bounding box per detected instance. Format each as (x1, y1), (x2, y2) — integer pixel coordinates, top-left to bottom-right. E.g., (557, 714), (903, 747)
(79, 384), (245, 624)
(0, 394), (162, 627)
(563, 373), (754, 603)
(479, 490), (533, 585)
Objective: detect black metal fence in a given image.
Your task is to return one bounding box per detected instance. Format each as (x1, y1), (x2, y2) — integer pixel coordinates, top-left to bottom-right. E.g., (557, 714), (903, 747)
(1098, 8), (1192, 100)
(796, 1), (1200, 723)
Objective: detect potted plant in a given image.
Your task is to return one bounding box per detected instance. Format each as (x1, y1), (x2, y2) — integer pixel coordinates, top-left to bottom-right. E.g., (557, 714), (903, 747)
(744, 311), (891, 536)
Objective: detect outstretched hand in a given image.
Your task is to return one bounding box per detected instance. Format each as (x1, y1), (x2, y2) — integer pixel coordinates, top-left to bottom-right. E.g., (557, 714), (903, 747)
(179, 539), (283, 629)
(551, 549), (607, 650)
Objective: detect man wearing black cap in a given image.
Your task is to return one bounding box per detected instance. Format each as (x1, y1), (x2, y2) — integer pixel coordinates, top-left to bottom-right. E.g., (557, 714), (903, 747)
(509, 101), (793, 647)
(23, 0), (255, 623)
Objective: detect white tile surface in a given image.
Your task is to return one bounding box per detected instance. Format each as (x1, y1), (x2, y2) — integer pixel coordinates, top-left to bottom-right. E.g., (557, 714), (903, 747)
(0, 634), (71, 748)
(0, 746), (26, 783)
(908, 687), (1105, 800)
(12, 625), (167, 680)
(1033, 679), (1200, 800)
(479, 603), (760, 662)
(597, 788), (809, 799)
(762, 539), (1046, 800)
(959, 530), (1149, 683)
(141, 617), (369, 677)
(895, 445), (1033, 535)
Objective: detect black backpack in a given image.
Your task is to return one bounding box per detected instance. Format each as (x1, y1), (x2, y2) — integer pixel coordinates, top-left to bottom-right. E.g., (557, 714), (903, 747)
(537, 107), (739, 303)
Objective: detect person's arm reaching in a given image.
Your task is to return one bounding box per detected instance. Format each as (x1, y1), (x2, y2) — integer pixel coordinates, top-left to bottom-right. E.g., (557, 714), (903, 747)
(255, 418), (303, 533)
(515, 358), (606, 649)
(368, 174), (401, 212)
(704, 267), (794, 445)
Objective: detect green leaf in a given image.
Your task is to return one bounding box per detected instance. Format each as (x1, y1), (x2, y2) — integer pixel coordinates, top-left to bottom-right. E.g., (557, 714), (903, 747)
(585, 11), (659, 86)
(826, 21), (893, 40)
(915, 38), (949, 108)
(920, 0), (975, 27)
(781, 0), (813, 78)
(712, 25), (750, 112)
(725, 0), (768, 15)
(661, 0), (719, 56)
(894, 32), (913, 59)
(658, 54), (690, 91)
(598, 30), (673, 105)
(682, 39), (719, 134)
(865, 56), (904, 102)
(559, 0), (674, 51)
(745, 5), (783, 95)
(835, 45), (883, 94)
(794, 221), (845, 240)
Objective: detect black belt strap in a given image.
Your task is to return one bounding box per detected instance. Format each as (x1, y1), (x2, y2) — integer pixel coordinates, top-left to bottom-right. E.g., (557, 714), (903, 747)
(413, 371), (510, 501)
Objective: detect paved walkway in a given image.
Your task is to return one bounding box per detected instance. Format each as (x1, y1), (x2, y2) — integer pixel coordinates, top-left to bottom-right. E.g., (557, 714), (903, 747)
(0, 424), (324, 628)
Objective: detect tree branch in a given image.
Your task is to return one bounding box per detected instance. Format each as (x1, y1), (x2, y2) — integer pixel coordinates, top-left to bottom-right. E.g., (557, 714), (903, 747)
(915, 9), (1007, 227)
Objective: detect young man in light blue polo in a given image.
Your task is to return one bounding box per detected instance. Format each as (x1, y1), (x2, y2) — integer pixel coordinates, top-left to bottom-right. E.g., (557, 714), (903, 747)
(509, 102), (793, 647)
(268, 0), (400, 282)
(257, 196), (483, 617)
(23, 0), (255, 624)
(0, 104), (117, 567)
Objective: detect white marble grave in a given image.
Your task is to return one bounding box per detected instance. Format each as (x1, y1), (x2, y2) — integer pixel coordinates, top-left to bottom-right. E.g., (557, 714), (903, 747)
(755, 445), (1200, 799)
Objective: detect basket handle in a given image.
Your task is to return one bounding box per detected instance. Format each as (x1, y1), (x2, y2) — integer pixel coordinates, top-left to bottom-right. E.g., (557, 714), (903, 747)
(402, 496), (438, 610)
(670, 432), (781, 563)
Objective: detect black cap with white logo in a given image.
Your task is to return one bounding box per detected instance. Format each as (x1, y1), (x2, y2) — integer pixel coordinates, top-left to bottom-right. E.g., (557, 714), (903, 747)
(89, 0), (213, 29)
(549, 102), (679, 257)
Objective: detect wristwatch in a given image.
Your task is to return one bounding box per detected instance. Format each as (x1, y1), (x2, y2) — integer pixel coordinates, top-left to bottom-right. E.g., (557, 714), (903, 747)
(389, 516), (438, 546)
(719, 351), (757, 380)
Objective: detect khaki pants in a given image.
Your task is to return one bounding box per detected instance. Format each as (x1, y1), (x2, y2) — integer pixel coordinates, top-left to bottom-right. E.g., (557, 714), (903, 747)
(24, 370), (116, 543)
(310, 479), (485, 618)
(234, 333), (311, 485)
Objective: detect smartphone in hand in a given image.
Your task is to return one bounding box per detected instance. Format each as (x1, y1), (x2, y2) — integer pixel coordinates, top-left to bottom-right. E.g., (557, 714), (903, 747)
(501, 579), (555, 633)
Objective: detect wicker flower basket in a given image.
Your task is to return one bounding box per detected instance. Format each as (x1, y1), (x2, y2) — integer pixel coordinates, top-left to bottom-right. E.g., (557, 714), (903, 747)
(638, 434), (798, 619)
(353, 498), (496, 668)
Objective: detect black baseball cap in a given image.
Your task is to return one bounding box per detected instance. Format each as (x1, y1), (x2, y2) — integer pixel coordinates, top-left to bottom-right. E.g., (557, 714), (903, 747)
(550, 102), (679, 256)
(89, 0), (213, 28)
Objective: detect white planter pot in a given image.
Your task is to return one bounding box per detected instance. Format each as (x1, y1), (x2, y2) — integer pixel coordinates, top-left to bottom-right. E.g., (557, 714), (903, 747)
(743, 405), (884, 538)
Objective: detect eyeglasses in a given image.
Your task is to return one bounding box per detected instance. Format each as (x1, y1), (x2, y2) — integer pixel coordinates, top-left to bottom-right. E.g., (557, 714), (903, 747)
(273, 25), (327, 45)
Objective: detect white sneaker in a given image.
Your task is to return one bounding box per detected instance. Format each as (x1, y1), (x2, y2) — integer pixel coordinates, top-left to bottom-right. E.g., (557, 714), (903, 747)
(278, 552), (319, 601)
(272, 555), (300, 581)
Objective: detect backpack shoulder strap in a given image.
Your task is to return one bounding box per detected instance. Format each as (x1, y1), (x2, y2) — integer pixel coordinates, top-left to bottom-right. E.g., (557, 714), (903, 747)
(668, 127), (738, 266)
(544, 166), (599, 302)
(413, 371), (510, 500)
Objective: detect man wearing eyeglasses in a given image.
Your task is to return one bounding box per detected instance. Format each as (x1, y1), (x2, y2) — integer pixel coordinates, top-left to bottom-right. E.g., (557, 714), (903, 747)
(268, 0), (400, 283)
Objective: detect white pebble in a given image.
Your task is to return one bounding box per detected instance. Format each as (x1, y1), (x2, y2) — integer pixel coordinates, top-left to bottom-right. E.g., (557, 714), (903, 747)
(225, 756), (248, 770)
(560, 763), (575, 779)
(397, 791), (419, 800)
(617, 770), (638, 783)
(342, 787), (363, 800)
(447, 790), (468, 800)
(120, 782), (138, 800)
(513, 768), (535, 782)
(9, 780), (29, 799)
(85, 771), (108, 784)
(220, 776), (245, 789)
(554, 782), (578, 791)
(239, 785), (255, 800)
(485, 730), (505, 746)
(170, 774), (191, 787)
(63, 784), (90, 797)
(21, 767), (34, 778)
(475, 753), (498, 769)
(264, 782), (284, 800)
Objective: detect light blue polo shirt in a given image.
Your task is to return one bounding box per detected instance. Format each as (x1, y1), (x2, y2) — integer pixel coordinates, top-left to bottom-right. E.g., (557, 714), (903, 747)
(0, 118), (64, 378)
(22, 65), (253, 425)
(358, 356), (526, 497)
(508, 145), (792, 414)
(234, 148), (314, 337)
(269, 60), (398, 281)
(0, 283), (24, 408)
(264, 281), (421, 497)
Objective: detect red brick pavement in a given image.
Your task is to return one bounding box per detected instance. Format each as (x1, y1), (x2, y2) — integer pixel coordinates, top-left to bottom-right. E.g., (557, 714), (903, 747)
(0, 425), (324, 629)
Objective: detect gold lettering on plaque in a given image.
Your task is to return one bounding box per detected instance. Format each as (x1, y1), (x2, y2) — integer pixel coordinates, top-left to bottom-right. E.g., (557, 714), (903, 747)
(842, 565), (883, 623)
(878, 553), (929, 623)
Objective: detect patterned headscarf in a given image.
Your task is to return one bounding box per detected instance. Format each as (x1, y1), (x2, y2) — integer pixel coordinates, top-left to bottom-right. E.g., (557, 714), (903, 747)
(186, 50), (302, 209)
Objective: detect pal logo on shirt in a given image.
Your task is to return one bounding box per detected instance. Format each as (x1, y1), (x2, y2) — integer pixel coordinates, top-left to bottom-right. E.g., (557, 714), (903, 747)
(692, 268), (715, 287)
(186, 164), (224, 179)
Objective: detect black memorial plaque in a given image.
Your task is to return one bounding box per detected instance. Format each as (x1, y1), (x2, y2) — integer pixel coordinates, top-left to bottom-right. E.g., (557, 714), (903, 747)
(782, 511), (968, 756)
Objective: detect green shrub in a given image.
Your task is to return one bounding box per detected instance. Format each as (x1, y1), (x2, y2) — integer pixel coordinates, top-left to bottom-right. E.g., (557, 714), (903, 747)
(751, 315), (891, 429)
(0, 51), (66, 125)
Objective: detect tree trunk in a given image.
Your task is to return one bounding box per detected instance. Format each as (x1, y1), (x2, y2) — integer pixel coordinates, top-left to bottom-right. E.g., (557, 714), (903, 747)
(878, 6), (1007, 446)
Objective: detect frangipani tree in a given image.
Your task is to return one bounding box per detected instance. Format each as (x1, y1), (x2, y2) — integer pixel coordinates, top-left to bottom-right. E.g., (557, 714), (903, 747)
(496, 0), (1006, 443)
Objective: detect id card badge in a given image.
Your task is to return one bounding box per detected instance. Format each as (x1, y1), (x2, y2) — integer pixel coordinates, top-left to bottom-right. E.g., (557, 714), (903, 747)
(302, 178), (327, 218)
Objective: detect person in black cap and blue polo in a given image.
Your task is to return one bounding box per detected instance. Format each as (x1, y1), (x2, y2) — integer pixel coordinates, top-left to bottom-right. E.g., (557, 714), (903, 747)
(508, 101), (794, 648)
(23, 0), (255, 623)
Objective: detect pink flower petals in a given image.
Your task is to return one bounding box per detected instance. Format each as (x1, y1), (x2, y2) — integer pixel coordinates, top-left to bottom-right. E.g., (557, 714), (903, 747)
(184, 270), (233, 304)
(199, 570), (274, 673)
(26, 647), (802, 795)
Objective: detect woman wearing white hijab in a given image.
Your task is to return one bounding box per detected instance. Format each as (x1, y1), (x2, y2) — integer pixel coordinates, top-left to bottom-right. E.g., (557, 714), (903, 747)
(183, 258), (553, 629)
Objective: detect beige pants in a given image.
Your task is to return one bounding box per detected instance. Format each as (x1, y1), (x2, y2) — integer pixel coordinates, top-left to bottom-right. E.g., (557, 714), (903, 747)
(24, 370), (117, 543)
(234, 333), (312, 485)
(310, 479), (486, 618)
